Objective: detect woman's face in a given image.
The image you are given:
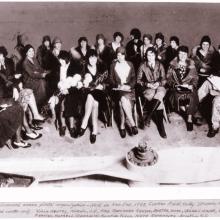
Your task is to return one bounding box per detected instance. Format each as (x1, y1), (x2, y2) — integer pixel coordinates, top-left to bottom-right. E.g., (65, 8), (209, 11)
(52, 48), (60, 57)
(178, 51), (188, 62)
(115, 36), (122, 44)
(89, 55), (98, 66)
(27, 48), (35, 58)
(144, 37), (151, 45)
(44, 40), (50, 47)
(156, 38), (162, 46)
(147, 51), (156, 63)
(170, 40), (178, 49)
(54, 42), (62, 51)
(80, 40), (87, 48)
(117, 52), (125, 62)
(201, 42), (210, 52)
(97, 38), (104, 46)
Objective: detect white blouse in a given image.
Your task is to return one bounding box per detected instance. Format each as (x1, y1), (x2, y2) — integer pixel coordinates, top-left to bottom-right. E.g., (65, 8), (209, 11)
(115, 61), (130, 85)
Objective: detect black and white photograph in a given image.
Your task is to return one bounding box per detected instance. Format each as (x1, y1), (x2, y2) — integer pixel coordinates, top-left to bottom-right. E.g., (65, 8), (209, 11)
(0, 1), (220, 191)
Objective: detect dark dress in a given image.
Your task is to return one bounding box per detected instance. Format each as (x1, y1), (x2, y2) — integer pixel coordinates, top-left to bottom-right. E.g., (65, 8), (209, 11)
(63, 59), (84, 118)
(96, 45), (112, 71)
(84, 62), (110, 125)
(75, 45), (91, 74)
(36, 45), (51, 69)
(22, 57), (47, 107)
(154, 44), (167, 65)
(164, 46), (178, 72)
(126, 39), (143, 73)
(43, 50), (61, 98)
(85, 62), (108, 111)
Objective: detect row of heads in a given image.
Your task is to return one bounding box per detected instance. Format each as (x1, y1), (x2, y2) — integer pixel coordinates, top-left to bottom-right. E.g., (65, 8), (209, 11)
(0, 44), (190, 62)
(16, 30), (215, 52)
(43, 46), (191, 64)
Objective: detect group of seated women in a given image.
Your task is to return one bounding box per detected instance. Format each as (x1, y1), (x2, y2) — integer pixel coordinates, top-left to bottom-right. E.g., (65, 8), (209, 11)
(1, 28), (220, 149)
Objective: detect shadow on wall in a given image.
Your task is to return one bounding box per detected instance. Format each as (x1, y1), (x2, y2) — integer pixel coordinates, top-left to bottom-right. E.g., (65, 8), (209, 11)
(0, 2), (220, 55)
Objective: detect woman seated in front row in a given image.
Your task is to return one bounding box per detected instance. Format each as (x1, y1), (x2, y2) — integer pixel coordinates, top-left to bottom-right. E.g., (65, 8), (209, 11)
(167, 46), (199, 131)
(0, 46), (43, 140)
(54, 50), (83, 137)
(137, 47), (167, 138)
(78, 49), (109, 144)
(110, 46), (138, 138)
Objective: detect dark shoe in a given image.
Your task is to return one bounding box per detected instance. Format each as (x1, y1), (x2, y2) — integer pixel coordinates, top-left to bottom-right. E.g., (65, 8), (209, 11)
(23, 131), (42, 140)
(29, 124), (43, 130)
(193, 117), (204, 126)
(186, 122), (193, 131)
(78, 128), (86, 137)
(119, 129), (126, 138)
(59, 126), (66, 137)
(158, 126), (167, 138)
(139, 120), (145, 129)
(90, 134), (96, 144)
(144, 99), (161, 126)
(12, 140), (31, 149)
(156, 110), (167, 139)
(70, 128), (78, 138)
(207, 128), (218, 138)
(32, 119), (45, 124)
(132, 126), (138, 135)
(145, 119), (151, 127)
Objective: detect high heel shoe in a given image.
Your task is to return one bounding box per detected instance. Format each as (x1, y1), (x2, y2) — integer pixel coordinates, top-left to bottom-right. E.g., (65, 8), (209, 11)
(29, 123), (43, 130)
(12, 140), (31, 149)
(131, 126), (138, 135)
(59, 126), (66, 137)
(90, 134), (96, 144)
(23, 131), (42, 140)
(78, 128), (86, 137)
(119, 129), (126, 138)
(70, 128), (78, 138)
(32, 118), (45, 124)
(186, 122), (193, 131)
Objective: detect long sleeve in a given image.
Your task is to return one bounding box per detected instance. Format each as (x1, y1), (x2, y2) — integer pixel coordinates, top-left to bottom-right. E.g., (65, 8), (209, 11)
(109, 62), (117, 88)
(166, 65), (176, 88)
(36, 46), (43, 67)
(137, 63), (144, 85)
(159, 63), (166, 86)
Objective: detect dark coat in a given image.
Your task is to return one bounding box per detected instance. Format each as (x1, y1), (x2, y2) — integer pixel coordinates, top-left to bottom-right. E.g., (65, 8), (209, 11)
(22, 57), (47, 106)
(167, 57), (198, 89)
(126, 39), (143, 72)
(96, 45), (112, 71)
(36, 45), (51, 69)
(164, 46), (178, 72)
(166, 57), (199, 115)
(191, 45), (216, 76)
